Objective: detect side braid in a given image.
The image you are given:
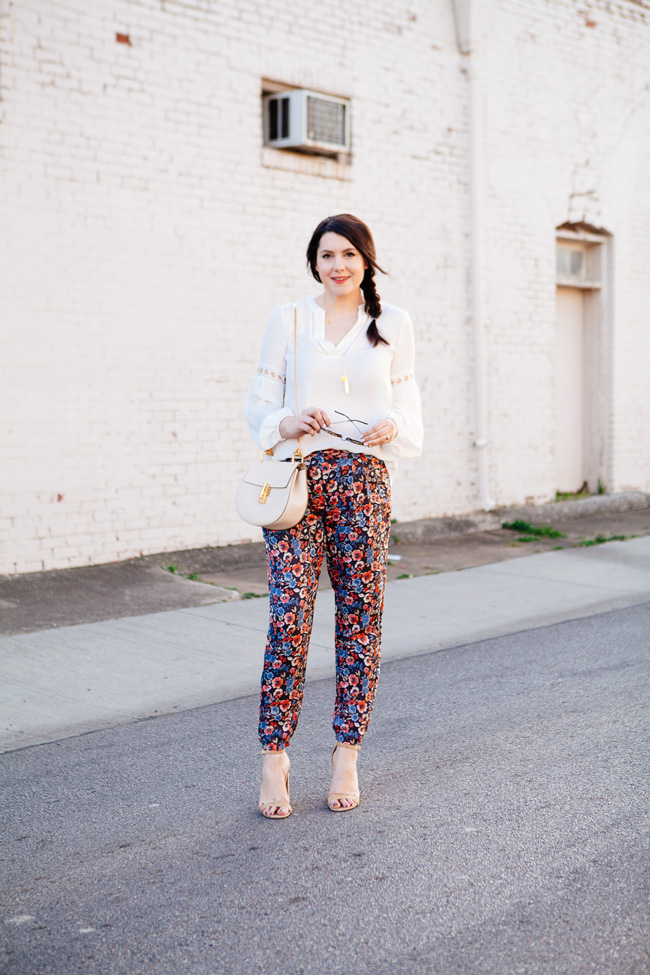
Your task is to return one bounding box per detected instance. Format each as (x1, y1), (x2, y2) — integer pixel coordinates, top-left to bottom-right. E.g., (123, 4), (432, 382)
(362, 270), (389, 347)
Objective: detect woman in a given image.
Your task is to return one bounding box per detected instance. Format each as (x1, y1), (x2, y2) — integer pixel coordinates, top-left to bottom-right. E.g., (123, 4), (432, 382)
(244, 214), (423, 818)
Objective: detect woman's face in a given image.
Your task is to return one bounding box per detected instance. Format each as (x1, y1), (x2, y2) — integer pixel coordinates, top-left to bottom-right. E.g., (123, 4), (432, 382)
(315, 231), (368, 300)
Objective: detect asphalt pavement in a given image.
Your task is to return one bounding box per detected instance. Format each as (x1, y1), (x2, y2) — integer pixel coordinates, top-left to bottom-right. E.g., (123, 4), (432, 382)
(2, 602), (649, 974)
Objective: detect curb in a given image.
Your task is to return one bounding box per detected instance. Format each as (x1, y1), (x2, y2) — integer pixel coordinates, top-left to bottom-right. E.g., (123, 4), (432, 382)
(495, 490), (650, 525)
(390, 491), (650, 543)
(390, 511), (501, 543)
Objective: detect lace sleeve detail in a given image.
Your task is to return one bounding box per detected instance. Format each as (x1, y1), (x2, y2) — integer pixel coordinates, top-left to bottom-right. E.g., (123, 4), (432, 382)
(390, 373), (414, 387)
(257, 365), (286, 385)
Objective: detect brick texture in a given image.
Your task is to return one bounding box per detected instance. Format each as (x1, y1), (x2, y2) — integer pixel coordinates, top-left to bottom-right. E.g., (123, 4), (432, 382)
(1, 0), (649, 572)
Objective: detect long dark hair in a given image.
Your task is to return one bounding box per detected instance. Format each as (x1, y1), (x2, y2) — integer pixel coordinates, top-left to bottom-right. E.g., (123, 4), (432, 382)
(306, 214), (388, 347)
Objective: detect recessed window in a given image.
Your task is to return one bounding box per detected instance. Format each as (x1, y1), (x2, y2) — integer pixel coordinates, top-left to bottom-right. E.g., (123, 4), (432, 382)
(556, 245), (585, 281)
(556, 237), (602, 290)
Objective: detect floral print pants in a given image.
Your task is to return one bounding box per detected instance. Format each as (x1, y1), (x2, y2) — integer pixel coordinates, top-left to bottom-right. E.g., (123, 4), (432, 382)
(259, 449), (391, 751)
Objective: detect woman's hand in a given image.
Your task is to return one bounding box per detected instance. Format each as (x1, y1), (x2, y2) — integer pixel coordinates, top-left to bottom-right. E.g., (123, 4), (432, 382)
(280, 407), (332, 440)
(362, 417), (398, 448)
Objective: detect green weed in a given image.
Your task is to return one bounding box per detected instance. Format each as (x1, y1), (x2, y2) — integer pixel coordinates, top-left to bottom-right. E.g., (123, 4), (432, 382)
(555, 489), (590, 502)
(502, 520), (566, 539)
(579, 534), (626, 547)
(164, 563), (203, 583)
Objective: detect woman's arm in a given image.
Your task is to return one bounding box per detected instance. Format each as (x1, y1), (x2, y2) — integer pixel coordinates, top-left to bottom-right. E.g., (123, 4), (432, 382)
(244, 305), (294, 451)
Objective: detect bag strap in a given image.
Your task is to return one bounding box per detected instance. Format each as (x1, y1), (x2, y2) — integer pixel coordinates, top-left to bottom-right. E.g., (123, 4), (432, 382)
(263, 304), (301, 463)
(293, 304), (302, 460)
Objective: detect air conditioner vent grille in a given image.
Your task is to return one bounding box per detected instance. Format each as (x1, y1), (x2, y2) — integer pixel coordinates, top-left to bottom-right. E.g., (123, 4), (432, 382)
(306, 95), (346, 146)
(268, 97), (290, 141)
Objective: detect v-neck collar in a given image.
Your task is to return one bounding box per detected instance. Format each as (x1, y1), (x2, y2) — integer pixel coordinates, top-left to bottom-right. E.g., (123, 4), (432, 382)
(308, 295), (369, 355)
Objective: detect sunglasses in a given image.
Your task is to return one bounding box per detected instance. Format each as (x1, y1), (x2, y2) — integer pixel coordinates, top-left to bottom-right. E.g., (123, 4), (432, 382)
(323, 410), (368, 446)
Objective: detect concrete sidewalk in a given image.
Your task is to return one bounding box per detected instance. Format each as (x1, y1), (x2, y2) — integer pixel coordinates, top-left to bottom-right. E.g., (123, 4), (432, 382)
(2, 491), (649, 637)
(2, 535), (649, 754)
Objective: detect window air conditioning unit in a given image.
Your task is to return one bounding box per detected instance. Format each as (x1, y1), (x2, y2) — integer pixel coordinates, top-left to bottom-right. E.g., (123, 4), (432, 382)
(263, 89), (350, 154)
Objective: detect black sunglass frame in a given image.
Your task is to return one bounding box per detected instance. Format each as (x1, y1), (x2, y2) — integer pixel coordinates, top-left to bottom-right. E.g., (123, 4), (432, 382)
(323, 410), (368, 447)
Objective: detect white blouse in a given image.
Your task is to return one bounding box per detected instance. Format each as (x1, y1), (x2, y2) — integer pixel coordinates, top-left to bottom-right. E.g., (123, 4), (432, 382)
(244, 295), (423, 476)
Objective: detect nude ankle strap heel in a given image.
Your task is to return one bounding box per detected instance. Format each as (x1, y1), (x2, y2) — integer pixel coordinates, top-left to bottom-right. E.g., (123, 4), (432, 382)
(327, 742), (361, 812)
(259, 749), (292, 819)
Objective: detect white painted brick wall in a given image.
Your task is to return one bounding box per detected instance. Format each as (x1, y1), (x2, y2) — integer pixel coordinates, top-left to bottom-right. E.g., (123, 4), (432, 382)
(480, 0), (650, 506)
(1, 0), (649, 573)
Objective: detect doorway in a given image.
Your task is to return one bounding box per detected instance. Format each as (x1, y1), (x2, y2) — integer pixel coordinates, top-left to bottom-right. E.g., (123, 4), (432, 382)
(554, 228), (609, 495)
(555, 286), (585, 493)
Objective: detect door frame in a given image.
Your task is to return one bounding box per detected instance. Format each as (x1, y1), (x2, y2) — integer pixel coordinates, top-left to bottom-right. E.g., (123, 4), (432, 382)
(555, 225), (613, 495)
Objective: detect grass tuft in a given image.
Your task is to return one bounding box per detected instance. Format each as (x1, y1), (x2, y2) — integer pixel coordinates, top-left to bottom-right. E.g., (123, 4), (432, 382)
(502, 520), (566, 539)
(579, 534), (626, 547)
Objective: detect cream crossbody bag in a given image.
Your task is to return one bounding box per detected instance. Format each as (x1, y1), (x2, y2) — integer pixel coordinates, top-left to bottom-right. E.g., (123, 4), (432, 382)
(235, 305), (308, 530)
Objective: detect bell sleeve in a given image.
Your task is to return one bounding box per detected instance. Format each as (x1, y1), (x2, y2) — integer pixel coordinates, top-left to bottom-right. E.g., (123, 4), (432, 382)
(244, 304), (294, 451)
(385, 310), (424, 458)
